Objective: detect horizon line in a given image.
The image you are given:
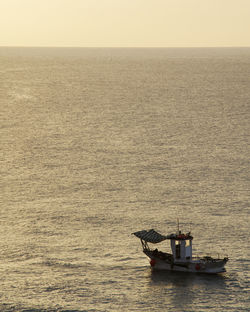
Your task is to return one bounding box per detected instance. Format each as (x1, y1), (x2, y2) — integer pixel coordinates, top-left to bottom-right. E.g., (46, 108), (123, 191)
(0, 45), (250, 49)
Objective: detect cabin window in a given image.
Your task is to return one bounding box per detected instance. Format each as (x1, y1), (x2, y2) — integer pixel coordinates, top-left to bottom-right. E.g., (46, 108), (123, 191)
(175, 241), (181, 258)
(186, 240), (190, 247)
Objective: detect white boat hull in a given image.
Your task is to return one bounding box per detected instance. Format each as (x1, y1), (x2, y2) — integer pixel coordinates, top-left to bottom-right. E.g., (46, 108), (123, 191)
(150, 259), (226, 274)
(145, 250), (228, 274)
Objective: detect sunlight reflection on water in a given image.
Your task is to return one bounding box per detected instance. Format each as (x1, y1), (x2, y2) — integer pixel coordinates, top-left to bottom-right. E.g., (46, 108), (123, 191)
(0, 47), (249, 311)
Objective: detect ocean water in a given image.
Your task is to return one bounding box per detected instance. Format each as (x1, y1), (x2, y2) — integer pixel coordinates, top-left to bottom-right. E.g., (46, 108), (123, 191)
(0, 47), (249, 311)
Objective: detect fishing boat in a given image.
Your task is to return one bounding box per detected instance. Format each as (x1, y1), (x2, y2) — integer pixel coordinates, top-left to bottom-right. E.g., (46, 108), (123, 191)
(133, 226), (228, 274)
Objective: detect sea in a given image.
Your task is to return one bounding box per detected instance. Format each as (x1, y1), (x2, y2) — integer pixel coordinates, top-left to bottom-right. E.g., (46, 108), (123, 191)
(0, 47), (249, 311)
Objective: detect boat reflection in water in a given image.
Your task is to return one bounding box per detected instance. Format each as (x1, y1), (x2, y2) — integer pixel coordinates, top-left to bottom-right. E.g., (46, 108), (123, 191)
(148, 269), (228, 311)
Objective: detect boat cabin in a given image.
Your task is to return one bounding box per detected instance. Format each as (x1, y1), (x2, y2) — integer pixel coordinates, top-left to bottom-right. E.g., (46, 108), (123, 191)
(171, 232), (193, 261)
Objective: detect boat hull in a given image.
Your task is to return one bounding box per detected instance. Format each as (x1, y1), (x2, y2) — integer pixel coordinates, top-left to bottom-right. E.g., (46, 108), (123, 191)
(145, 250), (228, 274)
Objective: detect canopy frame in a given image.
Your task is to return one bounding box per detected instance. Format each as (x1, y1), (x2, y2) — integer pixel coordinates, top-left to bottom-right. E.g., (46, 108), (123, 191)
(133, 229), (167, 244)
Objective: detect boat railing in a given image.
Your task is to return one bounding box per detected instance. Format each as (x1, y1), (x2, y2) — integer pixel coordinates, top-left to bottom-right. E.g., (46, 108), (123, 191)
(192, 253), (228, 260)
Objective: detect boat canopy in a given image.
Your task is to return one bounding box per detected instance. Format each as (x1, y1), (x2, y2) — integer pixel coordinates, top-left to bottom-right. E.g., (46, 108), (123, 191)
(133, 229), (193, 243)
(133, 229), (167, 244)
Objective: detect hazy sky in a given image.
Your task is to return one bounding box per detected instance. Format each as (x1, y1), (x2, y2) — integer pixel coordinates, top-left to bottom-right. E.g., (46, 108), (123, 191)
(0, 0), (249, 47)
